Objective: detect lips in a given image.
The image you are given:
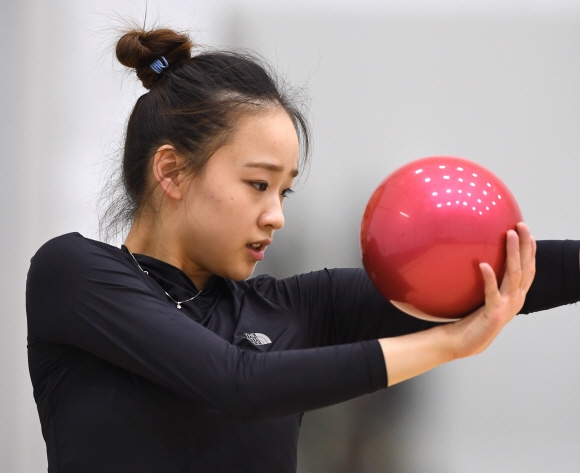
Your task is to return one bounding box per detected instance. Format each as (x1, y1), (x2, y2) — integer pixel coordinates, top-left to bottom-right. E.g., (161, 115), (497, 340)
(246, 239), (272, 261)
(246, 239), (272, 252)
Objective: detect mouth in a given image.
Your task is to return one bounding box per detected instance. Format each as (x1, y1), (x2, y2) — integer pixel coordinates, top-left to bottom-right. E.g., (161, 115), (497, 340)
(246, 240), (271, 261)
(247, 242), (265, 251)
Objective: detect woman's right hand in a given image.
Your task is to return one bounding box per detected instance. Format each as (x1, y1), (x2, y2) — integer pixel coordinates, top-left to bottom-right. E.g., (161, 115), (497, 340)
(379, 222), (536, 386)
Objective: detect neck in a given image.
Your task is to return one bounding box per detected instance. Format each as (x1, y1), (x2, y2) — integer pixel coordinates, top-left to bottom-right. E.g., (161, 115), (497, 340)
(124, 215), (213, 291)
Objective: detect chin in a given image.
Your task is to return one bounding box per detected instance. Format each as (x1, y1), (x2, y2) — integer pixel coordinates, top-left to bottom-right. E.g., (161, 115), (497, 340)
(221, 264), (257, 282)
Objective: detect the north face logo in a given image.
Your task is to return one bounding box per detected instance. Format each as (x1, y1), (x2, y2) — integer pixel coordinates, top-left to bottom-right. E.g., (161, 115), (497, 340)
(244, 333), (272, 346)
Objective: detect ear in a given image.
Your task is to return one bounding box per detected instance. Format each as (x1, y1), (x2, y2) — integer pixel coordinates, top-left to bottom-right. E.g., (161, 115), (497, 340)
(152, 145), (184, 200)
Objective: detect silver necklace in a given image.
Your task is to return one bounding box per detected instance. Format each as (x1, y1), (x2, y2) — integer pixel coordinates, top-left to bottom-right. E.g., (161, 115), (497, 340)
(127, 250), (201, 309)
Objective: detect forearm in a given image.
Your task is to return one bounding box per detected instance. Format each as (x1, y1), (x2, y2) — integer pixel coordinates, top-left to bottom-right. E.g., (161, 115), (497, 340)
(379, 324), (454, 386)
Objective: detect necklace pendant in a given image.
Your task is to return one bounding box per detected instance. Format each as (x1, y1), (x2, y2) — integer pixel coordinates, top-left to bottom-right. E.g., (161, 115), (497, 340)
(176, 303), (182, 309)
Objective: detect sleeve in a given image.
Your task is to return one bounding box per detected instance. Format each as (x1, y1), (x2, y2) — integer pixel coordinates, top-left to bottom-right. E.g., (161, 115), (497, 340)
(26, 234), (387, 422)
(520, 239), (580, 314)
(271, 268), (437, 347)
(275, 240), (580, 346)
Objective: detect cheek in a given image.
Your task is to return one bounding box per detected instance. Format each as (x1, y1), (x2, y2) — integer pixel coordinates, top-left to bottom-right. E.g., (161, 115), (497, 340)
(193, 196), (244, 237)
(184, 184), (251, 236)
(207, 191), (228, 203)
(191, 186), (231, 214)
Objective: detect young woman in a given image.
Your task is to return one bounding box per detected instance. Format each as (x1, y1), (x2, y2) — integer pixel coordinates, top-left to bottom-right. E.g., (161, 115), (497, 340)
(26, 28), (580, 473)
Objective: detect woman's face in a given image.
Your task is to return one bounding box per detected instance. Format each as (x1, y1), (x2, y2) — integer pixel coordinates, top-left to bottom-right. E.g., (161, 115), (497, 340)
(177, 107), (300, 283)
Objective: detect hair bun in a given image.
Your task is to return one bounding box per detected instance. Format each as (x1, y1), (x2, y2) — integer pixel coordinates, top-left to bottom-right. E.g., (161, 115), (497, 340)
(116, 28), (193, 89)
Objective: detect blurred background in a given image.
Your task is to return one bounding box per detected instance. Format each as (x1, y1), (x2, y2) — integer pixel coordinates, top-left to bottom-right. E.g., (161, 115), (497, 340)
(2, 0), (579, 472)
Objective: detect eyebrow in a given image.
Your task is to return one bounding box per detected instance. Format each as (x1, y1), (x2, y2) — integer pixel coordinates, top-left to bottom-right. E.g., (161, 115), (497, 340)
(243, 162), (299, 178)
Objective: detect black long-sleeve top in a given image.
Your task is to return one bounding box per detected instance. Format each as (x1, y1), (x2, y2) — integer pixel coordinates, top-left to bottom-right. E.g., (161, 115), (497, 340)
(26, 234), (580, 473)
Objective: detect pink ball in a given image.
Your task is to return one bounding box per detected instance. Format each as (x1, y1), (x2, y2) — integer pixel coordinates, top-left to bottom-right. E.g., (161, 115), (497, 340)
(360, 156), (522, 320)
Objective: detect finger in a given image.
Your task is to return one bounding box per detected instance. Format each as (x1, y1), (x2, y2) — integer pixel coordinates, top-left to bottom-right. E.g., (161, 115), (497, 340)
(516, 222), (532, 264)
(520, 238), (536, 291)
(515, 223), (533, 260)
(516, 222), (536, 291)
(480, 262), (501, 309)
(480, 261), (516, 331)
(499, 229), (523, 295)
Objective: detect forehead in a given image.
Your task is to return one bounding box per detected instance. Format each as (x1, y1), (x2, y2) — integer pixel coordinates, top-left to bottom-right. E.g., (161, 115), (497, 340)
(226, 108), (300, 172)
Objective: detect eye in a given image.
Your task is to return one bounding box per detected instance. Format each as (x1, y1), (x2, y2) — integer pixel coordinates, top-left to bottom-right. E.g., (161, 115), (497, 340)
(250, 182), (268, 192)
(281, 188), (294, 198)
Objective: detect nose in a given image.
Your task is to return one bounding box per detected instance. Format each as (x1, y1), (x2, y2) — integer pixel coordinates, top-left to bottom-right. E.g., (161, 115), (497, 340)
(259, 196), (285, 231)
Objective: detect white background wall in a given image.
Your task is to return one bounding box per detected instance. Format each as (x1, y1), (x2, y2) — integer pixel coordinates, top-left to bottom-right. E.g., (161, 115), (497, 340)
(1, 1), (579, 472)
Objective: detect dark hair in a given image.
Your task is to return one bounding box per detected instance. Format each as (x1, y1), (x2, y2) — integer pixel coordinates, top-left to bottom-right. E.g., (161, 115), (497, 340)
(99, 27), (310, 241)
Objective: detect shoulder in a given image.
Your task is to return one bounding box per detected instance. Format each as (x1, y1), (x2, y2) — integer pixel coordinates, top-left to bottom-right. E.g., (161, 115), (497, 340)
(32, 233), (126, 264)
(33, 232), (117, 259)
(29, 233), (134, 285)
